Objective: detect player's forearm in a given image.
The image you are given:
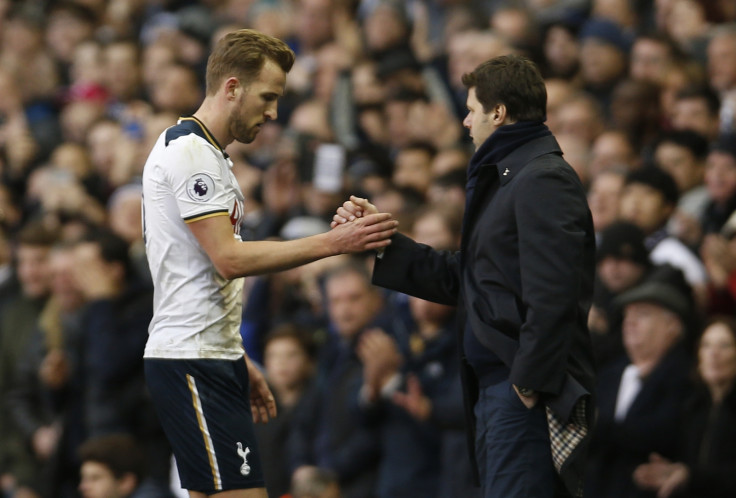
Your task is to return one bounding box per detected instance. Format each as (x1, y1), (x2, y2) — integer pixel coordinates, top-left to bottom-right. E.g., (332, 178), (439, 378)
(216, 233), (337, 279)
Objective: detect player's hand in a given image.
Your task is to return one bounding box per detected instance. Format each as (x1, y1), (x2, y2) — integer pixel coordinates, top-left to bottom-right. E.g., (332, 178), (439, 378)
(329, 211), (398, 253)
(331, 195), (380, 228)
(244, 355), (277, 423)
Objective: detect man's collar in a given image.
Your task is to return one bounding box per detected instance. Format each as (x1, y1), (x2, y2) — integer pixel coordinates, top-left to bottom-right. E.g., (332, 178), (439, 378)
(493, 135), (562, 185)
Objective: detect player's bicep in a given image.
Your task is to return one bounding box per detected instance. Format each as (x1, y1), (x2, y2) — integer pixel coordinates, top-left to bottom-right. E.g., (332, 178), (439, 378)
(186, 214), (239, 277)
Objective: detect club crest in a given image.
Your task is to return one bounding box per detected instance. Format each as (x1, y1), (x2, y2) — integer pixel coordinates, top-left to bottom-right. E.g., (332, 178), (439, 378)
(236, 442), (251, 476)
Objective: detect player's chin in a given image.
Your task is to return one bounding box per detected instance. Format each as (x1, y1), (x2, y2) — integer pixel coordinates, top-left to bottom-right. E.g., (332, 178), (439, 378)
(236, 129), (259, 144)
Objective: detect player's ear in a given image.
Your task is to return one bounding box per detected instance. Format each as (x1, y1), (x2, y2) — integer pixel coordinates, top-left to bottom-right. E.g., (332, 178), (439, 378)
(223, 77), (240, 100)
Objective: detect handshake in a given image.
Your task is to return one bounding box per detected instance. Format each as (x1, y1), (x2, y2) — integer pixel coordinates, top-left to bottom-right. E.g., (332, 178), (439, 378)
(326, 195), (397, 255)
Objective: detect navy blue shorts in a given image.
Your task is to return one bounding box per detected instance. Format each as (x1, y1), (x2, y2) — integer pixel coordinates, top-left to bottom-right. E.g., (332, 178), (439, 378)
(144, 358), (265, 493)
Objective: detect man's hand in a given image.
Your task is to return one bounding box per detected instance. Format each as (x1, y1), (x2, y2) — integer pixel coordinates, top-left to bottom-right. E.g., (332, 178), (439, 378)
(328, 211), (397, 253)
(244, 355), (277, 423)
(39, 349), (69, 389)
(32, 424), (60, 460)
(393, 374), (432, 421)
(634, 453), (690, 498)
(512, 384), (539, 409)
(331, 196), (379, 228)
(357, 328), (403, 402)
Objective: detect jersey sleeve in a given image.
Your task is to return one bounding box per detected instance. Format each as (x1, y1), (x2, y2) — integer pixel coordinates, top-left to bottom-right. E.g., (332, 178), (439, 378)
(165, 136), (232, 222)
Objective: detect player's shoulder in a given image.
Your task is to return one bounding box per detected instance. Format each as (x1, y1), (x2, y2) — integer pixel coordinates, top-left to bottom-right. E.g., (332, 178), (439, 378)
(161, 120), (222, 166)
(165, 120), (208, 150)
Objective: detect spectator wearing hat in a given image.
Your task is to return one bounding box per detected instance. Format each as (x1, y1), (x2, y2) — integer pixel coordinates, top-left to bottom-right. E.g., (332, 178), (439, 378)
(586, 280), (694, 498)
(652, 130), (711, 248)
(619, 165), (708, 309)
(579, 18), (632, 115)
(701, 134), (736, 236)
(591, 221), (652, 367)
(634, 316), (736, 498)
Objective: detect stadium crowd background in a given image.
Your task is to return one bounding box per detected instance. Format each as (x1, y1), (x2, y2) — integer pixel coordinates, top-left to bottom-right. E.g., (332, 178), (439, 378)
(1, 0), (736, 497)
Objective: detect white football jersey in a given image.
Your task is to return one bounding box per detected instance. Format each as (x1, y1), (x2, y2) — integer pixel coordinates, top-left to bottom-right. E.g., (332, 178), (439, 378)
(142, 117), (245, 360)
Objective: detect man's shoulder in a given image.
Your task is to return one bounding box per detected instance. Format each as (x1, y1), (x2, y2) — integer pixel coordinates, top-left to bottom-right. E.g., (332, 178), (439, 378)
(503, 135), (562, 166)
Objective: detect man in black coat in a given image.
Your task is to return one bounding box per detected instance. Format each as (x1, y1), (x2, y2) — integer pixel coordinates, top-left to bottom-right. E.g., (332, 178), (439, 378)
(333, 55), (596, 497)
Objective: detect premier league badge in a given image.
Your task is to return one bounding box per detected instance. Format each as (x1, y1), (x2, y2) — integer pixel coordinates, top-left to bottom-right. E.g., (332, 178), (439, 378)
(186, 173), (216, 202)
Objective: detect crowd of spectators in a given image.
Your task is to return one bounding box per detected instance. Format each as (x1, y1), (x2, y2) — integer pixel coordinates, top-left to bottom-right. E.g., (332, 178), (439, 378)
(0, 0), (735, 497)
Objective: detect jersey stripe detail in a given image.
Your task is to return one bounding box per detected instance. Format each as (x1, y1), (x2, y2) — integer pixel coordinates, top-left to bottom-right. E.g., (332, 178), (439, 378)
(183, 210), (229, 223)
(187, 374), (222, 490)
(179, 116), (225, 153)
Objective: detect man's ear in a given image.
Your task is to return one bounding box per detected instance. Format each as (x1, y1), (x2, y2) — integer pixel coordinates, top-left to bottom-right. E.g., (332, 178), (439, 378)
(118, 472), (138, 496)
(492, 104), (508, 125)
(224, 77), (240, 100)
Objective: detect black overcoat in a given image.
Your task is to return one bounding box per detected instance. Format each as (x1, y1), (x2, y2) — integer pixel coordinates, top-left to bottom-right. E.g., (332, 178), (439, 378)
(373, 134), (597, 495)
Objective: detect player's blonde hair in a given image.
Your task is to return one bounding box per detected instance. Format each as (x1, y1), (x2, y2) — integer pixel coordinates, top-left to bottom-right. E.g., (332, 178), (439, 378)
(205, 29), (295, 95)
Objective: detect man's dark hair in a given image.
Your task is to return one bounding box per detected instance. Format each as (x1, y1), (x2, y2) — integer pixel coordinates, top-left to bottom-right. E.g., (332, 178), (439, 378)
(653, 130), (709, 160)
(263, 323), (317, 361)
(461, 54), (547, 122)
(81, 228), (132, 280)
(16, 221), (58, 248)
(675, 85), (721, 116)
(401, 141), (437, 158)
(625, 166), (680, 206)
(432, 168), (467, 189)
(79, 434), (146, 483)
(206, 29), (295, 95)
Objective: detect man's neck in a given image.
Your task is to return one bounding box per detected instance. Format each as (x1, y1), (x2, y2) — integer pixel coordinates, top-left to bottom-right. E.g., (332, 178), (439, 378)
(193, 100), (233, 148)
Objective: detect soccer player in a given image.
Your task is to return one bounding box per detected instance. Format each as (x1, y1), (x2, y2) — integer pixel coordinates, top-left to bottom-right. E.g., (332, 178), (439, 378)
(141, 29), (397, 497)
